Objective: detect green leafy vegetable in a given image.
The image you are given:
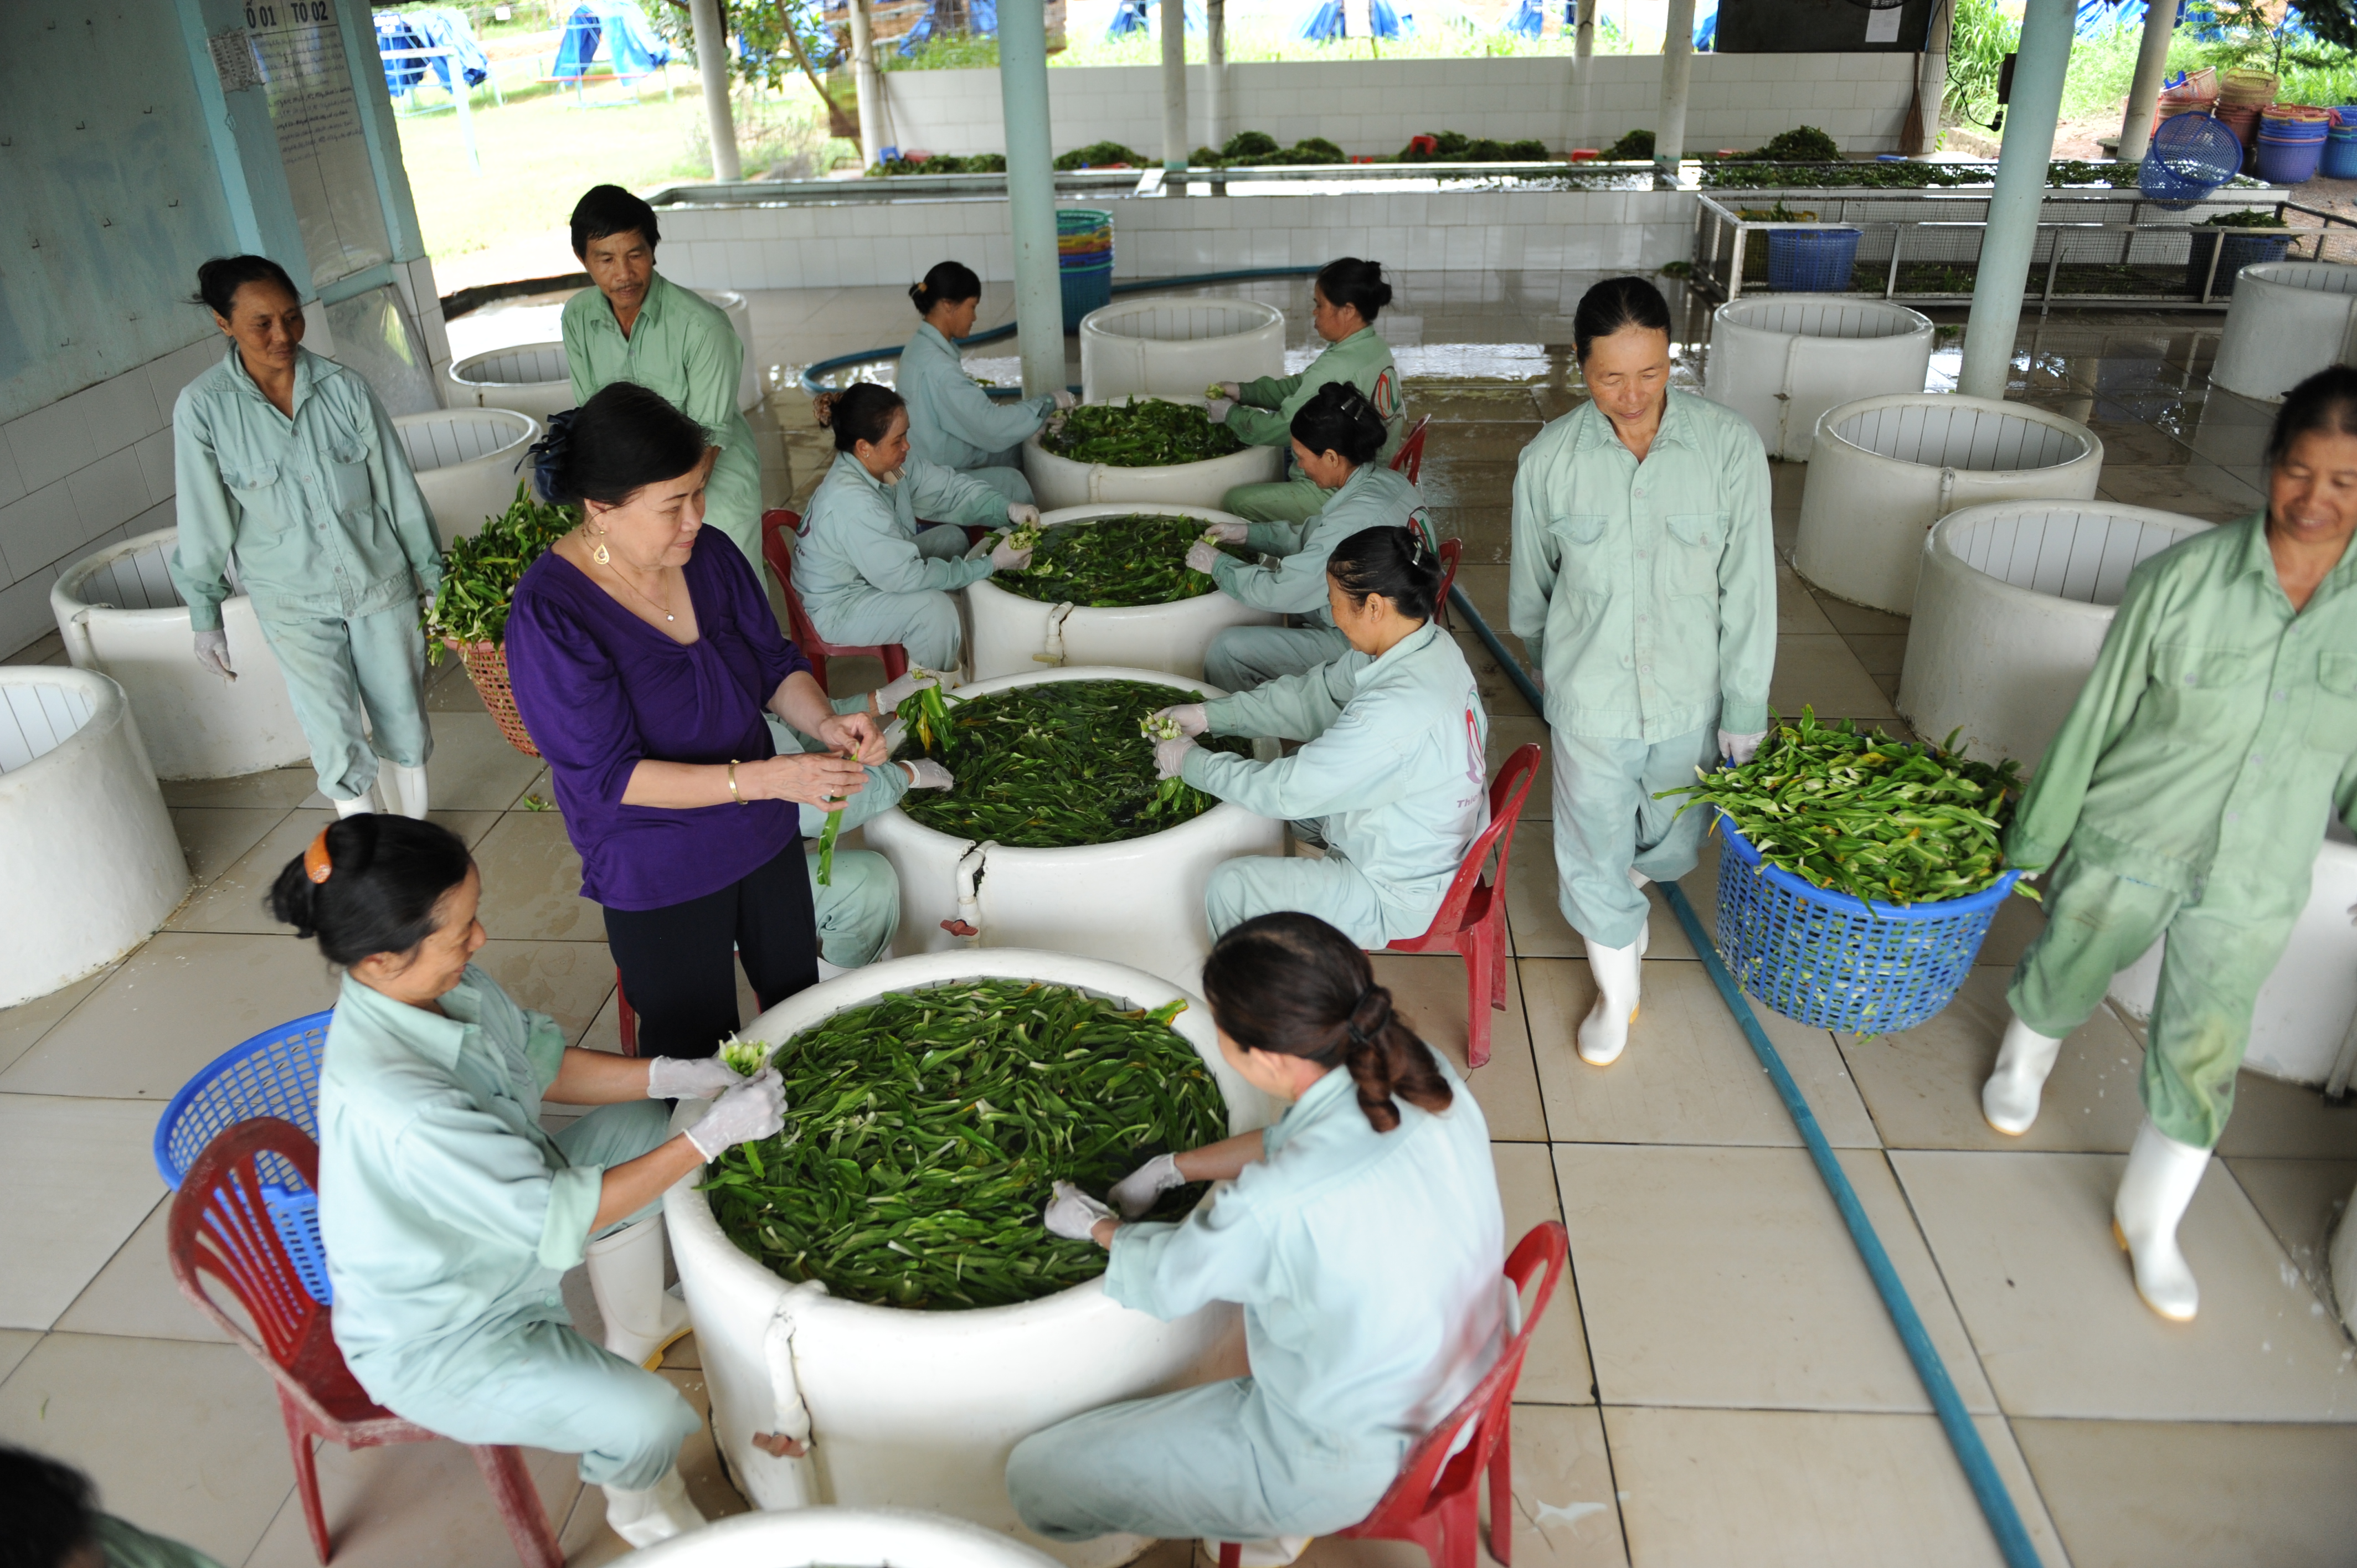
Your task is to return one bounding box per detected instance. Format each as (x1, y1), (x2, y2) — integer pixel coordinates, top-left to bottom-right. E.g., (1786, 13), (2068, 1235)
(1043, 398), (1246, 467)
(719, 1031), (771, 1077)
(814, 764), (851, 886)
(423, 483), (577, 658)
(895, 677), (959, 754)
(996, 515), (1250, 607)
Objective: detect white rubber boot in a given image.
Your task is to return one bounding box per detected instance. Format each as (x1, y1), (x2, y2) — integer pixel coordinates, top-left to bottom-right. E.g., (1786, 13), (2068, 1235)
(604, 1466), (705, 1547)
(1981, 1014), (2065, 1136)
(1577, 933), (1645, 1067)
(331, 790), (375, 818)
(2113, 1117), (2211, 1322)
(387, 762), (429, 820)
(585, 1216), (693, 1370)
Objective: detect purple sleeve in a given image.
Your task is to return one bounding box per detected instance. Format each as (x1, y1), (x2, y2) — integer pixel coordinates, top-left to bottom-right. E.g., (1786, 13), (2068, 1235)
(505, 576), (644, 813)
(706, 534), (813, 693)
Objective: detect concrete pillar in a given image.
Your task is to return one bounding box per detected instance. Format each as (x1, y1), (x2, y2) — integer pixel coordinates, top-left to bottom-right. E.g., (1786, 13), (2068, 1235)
(1656, 0), (1696, 173)
(2117, 0), (2180, 162)
(848, 0), (886, 171)
(1908, 0), (1953, 156)
(1000, 0), (1066, 394)
(1206, 0), (1227, 153)
(1161, 0), (1189, 169)
(1572, 0), (1596, 150)
(1958, 0), (2072, 399)
(689, 0), (741, 180)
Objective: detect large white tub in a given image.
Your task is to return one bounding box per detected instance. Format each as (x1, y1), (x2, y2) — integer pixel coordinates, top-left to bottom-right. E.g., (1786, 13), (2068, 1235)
(695, 287), (761, 412)
(2210, 261), (2357, 404)
(1023, 396), (1285, 512)
(0, 668), (188, 1007)
(1704, 296), (1936, 461)
(1794, 394), (2105, 616)
(1078, 298), (1286, 405)
(628, 1508), (1064, 1568)
(444, 341), (572, 421)
(863, 666), (1283, 991)
(393, 408), (538, 544)
(1896, 503), (2212, 771)
(965, 505), (1280, 683)
(50, 530), (310, 781)
(665, 948), (1278, 1568)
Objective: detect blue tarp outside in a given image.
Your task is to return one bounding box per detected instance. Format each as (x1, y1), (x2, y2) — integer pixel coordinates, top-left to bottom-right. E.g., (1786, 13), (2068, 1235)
(1296, 0), (1408, 40)
(551, 1), (674, 80)
(1505, 0), (1713, 44)
(900, 0), (996, 53)
(374, 11), (493, 93)
(1106, 0), (1208, 37)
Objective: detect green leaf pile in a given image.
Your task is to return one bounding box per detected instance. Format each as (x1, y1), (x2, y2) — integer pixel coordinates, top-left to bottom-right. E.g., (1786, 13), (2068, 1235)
(1042, 398), (1246, 467)
(422, 482), (576, 656)
(997, 515), (1252, 607)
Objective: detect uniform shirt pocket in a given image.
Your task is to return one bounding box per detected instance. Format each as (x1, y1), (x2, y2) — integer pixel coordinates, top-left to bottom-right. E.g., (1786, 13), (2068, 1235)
(2311, 649), (2357, 755)
(1663, 511), (1730, 597)
(325, 435), (374, 517)
(2149, 642), (2265, 733)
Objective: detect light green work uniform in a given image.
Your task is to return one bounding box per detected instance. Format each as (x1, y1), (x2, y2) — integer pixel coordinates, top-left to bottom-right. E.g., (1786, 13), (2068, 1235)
(169, 344), (440, 803)
(900, 321), (1055, 505)
(1186, 622), (1489, 946)
(318, 967), (696, 1489)
(1006, 1054), (1504, 1544)
(1507, 391), (1774, 950)
(1221, 328), (1406, 525)
(1204, 462), (1433, 692)
(764, 695), (910, 968)
(563, 271), (763, 569)
(2005, 512), (2357, 1149)
(795, 450), (1012, 669)
(92, 1515), (226, 1568)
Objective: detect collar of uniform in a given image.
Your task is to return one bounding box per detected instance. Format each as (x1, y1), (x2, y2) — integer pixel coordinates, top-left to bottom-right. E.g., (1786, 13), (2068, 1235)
(831, 447), (889, 495)
(2228, 512), (2279, 584)
(1268, 1061), (1360, 1151)
(1569, 391), (1692, 455)
(1356, 621), (1438, 688)
(590, 270), (670, 338)
(223, 342), (325, 414)
(1334, 327), (1380, 352)
(913, 321), (953, 355)
(334, 968), (476, 1071)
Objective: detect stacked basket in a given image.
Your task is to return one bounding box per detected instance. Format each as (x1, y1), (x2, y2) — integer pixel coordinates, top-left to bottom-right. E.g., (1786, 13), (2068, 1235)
(2328, 109), (2357, 179)
(1058, 208), (1115, 331)
(2155, 65), (2218, 123)
(2217, 70), (2278, 167)
(2257, 104), (2331, 184)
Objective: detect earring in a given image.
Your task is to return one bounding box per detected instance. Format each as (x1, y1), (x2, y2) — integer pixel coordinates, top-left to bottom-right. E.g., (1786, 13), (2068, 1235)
(590, 525), (611, 566)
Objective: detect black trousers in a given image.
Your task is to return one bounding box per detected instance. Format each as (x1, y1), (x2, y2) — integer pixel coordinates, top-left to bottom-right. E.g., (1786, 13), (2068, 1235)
(603, 842), (819, 1059)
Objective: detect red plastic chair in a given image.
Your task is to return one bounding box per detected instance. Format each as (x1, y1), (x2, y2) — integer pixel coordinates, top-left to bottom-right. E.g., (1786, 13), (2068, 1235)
(1217, 1221), (1571, 1568)
(1434, 537), (1463, 630)
(762, 508), (910, 691)
(1391, 414), (1432, 486)
(167, 1117), (562, 1568)
(616, 970), (640, 1057)
(1386, 744), (1542, 1070)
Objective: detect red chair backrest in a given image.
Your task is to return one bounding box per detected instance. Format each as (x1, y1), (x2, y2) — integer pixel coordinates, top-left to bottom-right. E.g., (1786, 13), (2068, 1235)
(1421, 743), (1541, 937)
(1434, 537), (1461, 614)
(761, 508), (825, 652)
(1391, 415), (1432, 486)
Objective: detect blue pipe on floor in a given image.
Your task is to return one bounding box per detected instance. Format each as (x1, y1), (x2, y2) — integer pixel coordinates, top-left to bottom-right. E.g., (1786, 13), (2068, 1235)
(1445, 582), (2047, 1568)
(796, 266), (1323, 398)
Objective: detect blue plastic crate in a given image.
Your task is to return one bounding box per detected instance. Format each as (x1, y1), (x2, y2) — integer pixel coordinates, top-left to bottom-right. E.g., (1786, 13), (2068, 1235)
(1764, 228), (1861, 292)
(1713, 814), (2018, 1033)
(155, 1012), (333, 1304)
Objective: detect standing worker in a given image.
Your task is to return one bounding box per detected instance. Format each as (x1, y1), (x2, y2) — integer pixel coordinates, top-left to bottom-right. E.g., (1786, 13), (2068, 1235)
(1197, 382), (1433, 692)
(899, 260), (1075, 504)
(1507, 276), (1774, 1069)
(170, 255), (441, 821)
(1007, 912), (1504, 1566)
(561, 185), (766, 570)
(1979, 366), (2357, 1323)
(1211, 258), (1407, 527)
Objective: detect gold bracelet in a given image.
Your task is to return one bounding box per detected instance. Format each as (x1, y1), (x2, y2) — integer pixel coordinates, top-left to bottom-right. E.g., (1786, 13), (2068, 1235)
(727, 760), (743, 804)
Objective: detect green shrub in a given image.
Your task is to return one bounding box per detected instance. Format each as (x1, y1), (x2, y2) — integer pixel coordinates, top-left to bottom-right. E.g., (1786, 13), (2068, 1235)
(1608, 128), (1655, 159)
(1053, 140), (1147, 169)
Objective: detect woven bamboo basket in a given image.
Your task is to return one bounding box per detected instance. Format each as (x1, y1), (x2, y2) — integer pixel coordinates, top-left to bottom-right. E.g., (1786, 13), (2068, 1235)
(443, 638), (540, 758)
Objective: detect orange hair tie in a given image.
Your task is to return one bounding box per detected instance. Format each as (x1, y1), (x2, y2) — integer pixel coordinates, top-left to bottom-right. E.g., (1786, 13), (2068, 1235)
(303, 828), (334, 884)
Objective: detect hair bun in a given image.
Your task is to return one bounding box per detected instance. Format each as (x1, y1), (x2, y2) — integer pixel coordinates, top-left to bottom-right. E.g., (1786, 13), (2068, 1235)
(813, 390), (842, 430)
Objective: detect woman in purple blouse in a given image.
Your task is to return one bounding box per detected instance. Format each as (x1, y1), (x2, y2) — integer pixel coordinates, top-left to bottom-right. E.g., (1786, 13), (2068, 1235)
(506, 383), (885, 1058)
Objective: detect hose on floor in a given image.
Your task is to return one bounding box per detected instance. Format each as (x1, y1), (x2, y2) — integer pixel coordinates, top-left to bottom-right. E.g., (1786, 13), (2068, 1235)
(1445, 582), (2047, 1568)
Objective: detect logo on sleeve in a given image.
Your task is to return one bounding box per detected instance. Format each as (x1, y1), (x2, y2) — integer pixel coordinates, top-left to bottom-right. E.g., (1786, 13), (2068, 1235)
(1373, 369), (1398, 421)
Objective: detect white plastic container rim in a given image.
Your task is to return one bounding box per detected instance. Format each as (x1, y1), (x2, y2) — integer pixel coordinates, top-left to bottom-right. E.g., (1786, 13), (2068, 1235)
(1078, 297), (1286, 403)
(623, 1506), (1066, 1568)
(0, 668), (112, 777)
(1817, 394), (2097, 478)
(392, 408), (539, 540)
(445, 341), (570, 411)
(2210, 261), (2357, 404)
(1715, 295), (1934, 342)
(1023, 394), (1286, 509)
(1925, 501), (2210, 613)
(1705, 295), (1936, 460)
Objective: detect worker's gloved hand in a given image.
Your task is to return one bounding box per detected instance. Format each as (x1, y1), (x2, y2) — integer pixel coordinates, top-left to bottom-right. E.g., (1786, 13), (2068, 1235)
(902, 757), (955, 790)
(193, 628), (236, 682)
(1108, 1152), (1186, 1218)
(1154, 735), (1196, 781)
(1204, 397), (1234, 425)
(684, 1067), (786, 1159)
(1217, 381), (1242, 401)
(1151, 703), (1209, 737)
(1051, 389), (1078, 411)
(1043, 1179), (1116, 1242)
(989, 537), (1035, 571)
(1718, 729), (1768, 767)
(1006, 502), (1042, 527)
(647, 1056), (745, 1101)
(876, 666), (941, 713)
(1185, 539), (1222, 574)
(1203, 521), (1249, 544)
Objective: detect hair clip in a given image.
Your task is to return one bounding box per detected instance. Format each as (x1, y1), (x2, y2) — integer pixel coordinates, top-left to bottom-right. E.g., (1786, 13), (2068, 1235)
(302, 827), (333, 884)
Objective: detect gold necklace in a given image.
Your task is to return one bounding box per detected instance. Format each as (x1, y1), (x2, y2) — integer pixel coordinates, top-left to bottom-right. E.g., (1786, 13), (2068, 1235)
(589, 530), (677, 622)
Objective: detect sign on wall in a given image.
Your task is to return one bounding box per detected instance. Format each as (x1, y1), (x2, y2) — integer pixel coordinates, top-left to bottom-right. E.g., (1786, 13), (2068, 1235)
(221, 4), (393, 287)
(1713, 0), (1932, 51)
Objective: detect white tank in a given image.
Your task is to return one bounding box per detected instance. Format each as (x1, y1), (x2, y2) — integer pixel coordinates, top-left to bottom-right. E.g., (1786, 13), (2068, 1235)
(444, 341), (573, 421)
(392, 408), (539, 544)
(862, 666), (1284, 991)
(50, 529), (311, 782)
(1023, 396), (1286, 511)
(0, 668), (189, 1008)
(1078, 298), (1286, 405)
(1703, 296), (1936, 461)
(965, 505), (1281, 683)
(1897, 503), (2212, 771)
(663, 948), (1280, 1568)
(694, 287), (761, 412)
(1794, 394), (2104, 616)
(2210, 261), (2357, 404)
(626, 1507), (1066, 1568)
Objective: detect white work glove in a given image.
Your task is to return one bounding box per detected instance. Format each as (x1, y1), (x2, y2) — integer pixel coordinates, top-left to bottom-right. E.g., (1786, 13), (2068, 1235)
(1719, 729), (1768, 767)
(902, 757), (955, 790)
(1204, 397), (1234, 425)
(683, 1067), (786, 1159)
(1203, 521), (1249, 544)
(990, 538), (1036, 571)
(1051, 388), (1078, 411)
(1185, 539), (1222, 574)
(1154, 735), (1196, 780)
(876, 666), (941, 713)
(1006, 502), (1041, 527)
(1043, 1179), (1116, 1241)
(1108, 1152), (1186, 1219)
(646, 1056), (745, 1100)
(1217, 380), (1242, 400)
(1151, 703), (1209, 737)
(193, 628), (236, 682)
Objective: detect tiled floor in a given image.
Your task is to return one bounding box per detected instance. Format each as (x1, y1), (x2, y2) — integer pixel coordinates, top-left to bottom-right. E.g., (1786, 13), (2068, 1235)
(4, 278), (2351, 1566)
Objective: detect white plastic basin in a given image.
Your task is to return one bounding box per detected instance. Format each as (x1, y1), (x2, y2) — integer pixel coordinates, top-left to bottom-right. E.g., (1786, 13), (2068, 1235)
(1704, 296), (1936, 460)
(1897, 503), (2212, 771)
(665, 947), (1279, 1568)
(1079, 298), (1286, 405)
(444, 341), (573, 420)
(626, 1507), (1065, 1568)
(863, 666), (1284, 991)
(50, 530), (311, 781)
(2211, 262), (2357, 404)
(0, 668), (188, 1008)
(1023, 396), (1286, 512)
(965, 505), (1281, 683)
(1794, 395), (2105, 615)
(694, 287), (761, 412)
(392, 408), (539, 544)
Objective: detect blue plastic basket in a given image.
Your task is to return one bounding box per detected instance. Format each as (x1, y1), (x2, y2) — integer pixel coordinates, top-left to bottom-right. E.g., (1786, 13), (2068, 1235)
(1764, 228), (1861, 292)
(1713, 814), (2019, 1033)
(1061, 261), (1113, 331)
(154, 1012), (333, 1304)
(2142, 112), (2242, 207)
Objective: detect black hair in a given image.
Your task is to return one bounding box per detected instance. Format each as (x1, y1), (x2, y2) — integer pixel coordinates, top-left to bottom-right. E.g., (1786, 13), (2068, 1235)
(1316, 256), (1392, 324)
(2267, 365), (2357, 468)
(267, 816), (475, 968)
(815, 381), (907, 453)
(910, 260), (982, 316)
(1327, 524), (1440, 622)
(0, 1445), (96, 1568)
(532, 382), (710, 507)
(1290, 380), (1386, 466)
(570, 184), (660, 259)
(193, 255), (299, 319)
(1201, 912), (1452, 1133)
(1572, 275), (1673, 363)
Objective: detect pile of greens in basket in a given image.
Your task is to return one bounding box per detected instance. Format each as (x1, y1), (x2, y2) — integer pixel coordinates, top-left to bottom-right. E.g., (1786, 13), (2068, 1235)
(1042, 398), (1245, 467)
(893, 678), (1250, 848)
(1659, 707), (2032, 907)
(1393, 130), (1552, 162)
(998, 515), (1253, 607)
(421, 482), (577, 658)
(1188, 130), (1352, 167)
(703, 979), (1227, 1309)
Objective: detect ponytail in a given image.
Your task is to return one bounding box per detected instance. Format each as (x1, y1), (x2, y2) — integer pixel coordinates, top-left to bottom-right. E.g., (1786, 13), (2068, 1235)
(1327, 524), (1440, 623)
(268, 815), (474, 968)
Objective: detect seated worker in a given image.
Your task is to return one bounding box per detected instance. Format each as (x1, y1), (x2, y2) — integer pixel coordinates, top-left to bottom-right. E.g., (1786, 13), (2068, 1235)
(899, 259), (1074, 504)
